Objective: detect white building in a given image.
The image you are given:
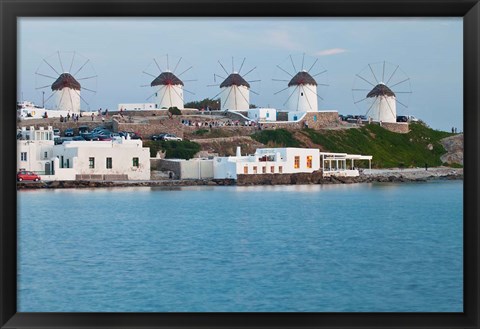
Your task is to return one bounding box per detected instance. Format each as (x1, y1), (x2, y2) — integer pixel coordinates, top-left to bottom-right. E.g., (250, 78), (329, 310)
(151, 71), (184, 110)
(285, 71), (318, 113)
(52, 72), (81, 113)
(118, 103), (156, 111)
(17, 126), (151, 181)
(213, 147), (320, 179)
(320, 152), (372, 177)
(287, 111), (307, 122)
(219, 73), (250, 112)
(366, 83), (397, 123)
(247, 108), (277, 122)
(17, 126), (56, 175)
(17, 101), (86, 120)
(213, 147), (372, 179)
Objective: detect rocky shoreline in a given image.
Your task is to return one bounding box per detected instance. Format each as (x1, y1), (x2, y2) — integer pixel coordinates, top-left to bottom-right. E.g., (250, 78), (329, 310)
(16, 167), (462, 190)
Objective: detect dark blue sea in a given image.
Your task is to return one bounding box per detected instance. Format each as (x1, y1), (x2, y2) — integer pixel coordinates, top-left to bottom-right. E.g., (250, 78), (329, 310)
(17, 180), (463, 312)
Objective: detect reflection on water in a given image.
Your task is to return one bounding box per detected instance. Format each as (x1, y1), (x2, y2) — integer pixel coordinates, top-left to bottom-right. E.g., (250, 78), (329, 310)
(17, 181), (463, 312)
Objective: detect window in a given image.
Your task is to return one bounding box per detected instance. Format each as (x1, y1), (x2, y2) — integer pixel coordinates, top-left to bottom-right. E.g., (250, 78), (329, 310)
(44, 152), (48, 159)
(20, 152), (27, 161)
(301, 92), (304, 96)
(106, 157), (112, 169)
(243, 166), (248, 174)
(89, 157), (95, 169)
(294, 156), (300, 169)
(253, 166), (257, 174)
(279, 166), (283, 173)
(133, 157), (139, 167)
(262, 166), (266, 174)
(66, 159), (70, 169)
(307, 155), (313, 169)
(266, 112), (270, 118)
(60, 156), (64, 169)
(270, 166), (275, 173)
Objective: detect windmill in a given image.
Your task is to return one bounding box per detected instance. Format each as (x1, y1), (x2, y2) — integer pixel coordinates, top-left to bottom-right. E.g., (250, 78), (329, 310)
(142, 54), (196, 110)
(35, 51), (97, 112)
(352, 61), (412, 123)
(208, 57), (260, 112)
(272, 53), (329, 113)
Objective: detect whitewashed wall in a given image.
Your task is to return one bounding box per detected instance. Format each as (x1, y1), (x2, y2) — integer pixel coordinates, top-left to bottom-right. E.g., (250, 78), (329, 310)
(118, 103), (156, 111)
(52, 139), (151, 180)
(370, 96), (396, 123)
(220, 85), (249, 111)
(248, 108), (277, 122)
(213, 148), (320, 179)
(55, 88), (81, 113)
(285, 84), (318, 112)
(155, 85), (184, 109)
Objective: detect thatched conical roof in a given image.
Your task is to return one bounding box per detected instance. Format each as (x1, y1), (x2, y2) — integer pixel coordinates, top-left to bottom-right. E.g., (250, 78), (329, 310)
(367, 83), (396, 98)
(288, 71), (317, 87)
(220, 73), (250, 88)
(51, 73), (81, 91)
(151, 71), (184, 87)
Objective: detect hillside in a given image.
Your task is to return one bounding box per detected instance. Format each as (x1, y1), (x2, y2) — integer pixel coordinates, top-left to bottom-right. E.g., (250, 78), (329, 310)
(249, 123), (459, 169)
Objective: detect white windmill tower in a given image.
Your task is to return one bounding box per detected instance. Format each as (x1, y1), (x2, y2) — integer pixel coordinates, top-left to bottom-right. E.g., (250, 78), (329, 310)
(209, 57), (260, 112)
(352, 61), (412, 123)
(273, 54), (328, 114)
(35, 51), (97, 112)
(143, 55), (196, 110)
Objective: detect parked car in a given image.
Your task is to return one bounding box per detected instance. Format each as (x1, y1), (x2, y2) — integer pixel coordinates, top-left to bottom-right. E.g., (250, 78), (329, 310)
(151, 133), (166, 141)
(396, 115), (408, 122)
(53, 128), (60, 136)
(78, 126), (90, 135)
(17, 170), (41, 182)
(162, 133), (182, 141)
(64, 128), (74, 137)
(54, 136), (63, 145)
(120, 131), (142, 140)
(82, 133), (100, 141)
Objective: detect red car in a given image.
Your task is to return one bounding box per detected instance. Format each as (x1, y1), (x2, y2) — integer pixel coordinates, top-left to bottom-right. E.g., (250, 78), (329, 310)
(17, 171), (41, 182)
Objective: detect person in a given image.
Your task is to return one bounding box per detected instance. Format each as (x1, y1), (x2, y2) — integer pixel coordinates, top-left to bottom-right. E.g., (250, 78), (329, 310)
(101, 116), (105, 123)
(425, 163), (428, 171)
(91, 113), (94, 121)
(454, 127), (457, 133)
(452, 127), (454, 133)
(59, 115), (63, 122)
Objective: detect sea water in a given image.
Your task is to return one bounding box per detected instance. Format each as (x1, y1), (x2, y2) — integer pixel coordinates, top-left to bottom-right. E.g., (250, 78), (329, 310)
(17, 180), (463, 312)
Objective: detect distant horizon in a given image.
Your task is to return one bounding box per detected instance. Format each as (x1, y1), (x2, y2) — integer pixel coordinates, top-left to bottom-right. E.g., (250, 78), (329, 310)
(18, 17), (463, 132)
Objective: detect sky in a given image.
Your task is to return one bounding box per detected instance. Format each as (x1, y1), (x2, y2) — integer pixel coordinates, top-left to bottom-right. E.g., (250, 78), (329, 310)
(18, 17), (463, 132)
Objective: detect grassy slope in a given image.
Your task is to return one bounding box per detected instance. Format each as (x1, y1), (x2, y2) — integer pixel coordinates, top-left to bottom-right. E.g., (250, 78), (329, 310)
(253, 124), (455, 168)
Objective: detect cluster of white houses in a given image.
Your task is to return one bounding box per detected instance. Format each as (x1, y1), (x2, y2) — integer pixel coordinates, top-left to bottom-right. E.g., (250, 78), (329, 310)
(17, 126), (151, 181)
(17, 126), (372, 182)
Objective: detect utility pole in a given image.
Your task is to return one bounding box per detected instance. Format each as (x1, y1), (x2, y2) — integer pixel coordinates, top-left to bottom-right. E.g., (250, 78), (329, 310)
(42, 91), (45, 108)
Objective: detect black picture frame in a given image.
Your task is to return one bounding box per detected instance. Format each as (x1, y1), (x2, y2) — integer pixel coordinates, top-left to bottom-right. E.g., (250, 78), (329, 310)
(1, 0), (479, 328)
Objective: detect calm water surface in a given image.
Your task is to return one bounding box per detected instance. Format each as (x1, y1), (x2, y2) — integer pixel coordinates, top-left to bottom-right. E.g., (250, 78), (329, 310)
(18, 181), (463, 312)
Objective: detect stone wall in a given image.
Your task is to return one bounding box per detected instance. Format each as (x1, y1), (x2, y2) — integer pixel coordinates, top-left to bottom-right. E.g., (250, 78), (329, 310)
(113, 118), (184, 139)
(381, 122), (409, 134)
(153, 159), (182, 179)
(18, 119), (113, 135)
(260, 112), (341, 130)
(237, 170), (324, 185)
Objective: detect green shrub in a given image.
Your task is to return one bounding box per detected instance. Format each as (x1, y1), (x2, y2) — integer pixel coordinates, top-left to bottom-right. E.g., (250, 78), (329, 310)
(144, 140), (201, 159)
(251, 129), (302, 147)
(168, 107), (182, 115)
(194, 129), (209, 136)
